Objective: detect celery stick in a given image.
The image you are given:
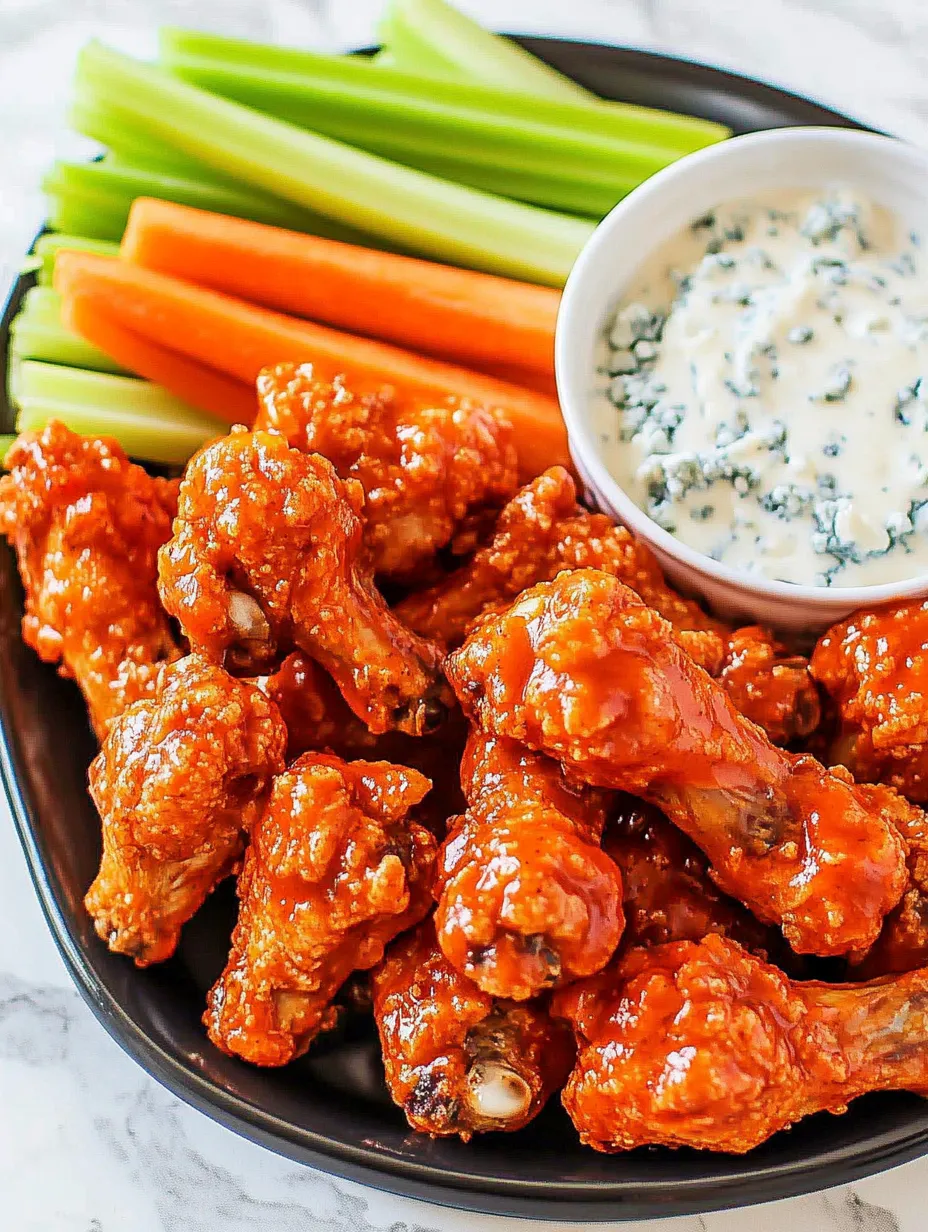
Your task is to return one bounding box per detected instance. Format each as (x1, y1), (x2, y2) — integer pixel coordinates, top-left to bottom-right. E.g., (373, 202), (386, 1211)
(9, 288), (128, 375)
(163, 58), (678, 184)
(15, 401), (221, 466)
(76, 42), (593, 285)
(69, 98), (399, 250)
(161, 58), (657, 214)
(10, 319), (126, 375)
(15, 361), (218, 425)
(158, 32), (728, 153)
(44, 160), (319, 234)
(11, 363), (225, 466)
(32, 234), (119, 285)
(378, 0), (594, 101)
(16, 285), (75, 325)
(45, 192), (128, 242)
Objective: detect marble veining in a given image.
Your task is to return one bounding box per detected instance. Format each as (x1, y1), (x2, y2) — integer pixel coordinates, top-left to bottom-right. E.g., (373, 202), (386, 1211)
(3, 1), (928, 1228)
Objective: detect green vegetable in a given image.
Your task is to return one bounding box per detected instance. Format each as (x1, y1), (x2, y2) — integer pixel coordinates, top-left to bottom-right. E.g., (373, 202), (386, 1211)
(75, 40), (594, 286)
(31, 234), (119, 285)
(9, 287), (128, 378)
(156, 56), (709, 215)
(158, 30), (727, 156)
(43, 158), (325, 239)
(377, 0), (592, 101)
(11, 362), (224, 466)
(0, 436), (16, 468)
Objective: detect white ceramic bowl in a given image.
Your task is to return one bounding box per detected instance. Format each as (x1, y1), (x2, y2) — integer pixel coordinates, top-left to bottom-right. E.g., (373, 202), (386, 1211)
(556, 126), (928, 637)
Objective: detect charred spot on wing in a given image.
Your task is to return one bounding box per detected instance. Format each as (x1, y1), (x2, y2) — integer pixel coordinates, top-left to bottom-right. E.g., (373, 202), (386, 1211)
(406, 1069), (460, 1127)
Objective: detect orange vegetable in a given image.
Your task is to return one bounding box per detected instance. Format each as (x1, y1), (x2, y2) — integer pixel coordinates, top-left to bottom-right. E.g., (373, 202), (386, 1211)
(59, 294), (257, 426)
(121, 198), (560, 380)
(55, 250), (570, 480)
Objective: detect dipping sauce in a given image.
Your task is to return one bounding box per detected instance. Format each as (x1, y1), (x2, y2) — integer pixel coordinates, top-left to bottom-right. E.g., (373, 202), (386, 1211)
(591, 189), (928, 587)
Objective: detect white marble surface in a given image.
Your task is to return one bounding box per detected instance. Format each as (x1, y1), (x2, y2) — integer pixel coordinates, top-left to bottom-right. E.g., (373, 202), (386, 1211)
(4, 0), (928, 1228)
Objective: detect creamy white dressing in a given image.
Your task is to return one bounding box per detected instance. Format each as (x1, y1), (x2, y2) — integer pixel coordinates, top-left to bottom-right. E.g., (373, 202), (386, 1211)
(590, 188), (928, 586)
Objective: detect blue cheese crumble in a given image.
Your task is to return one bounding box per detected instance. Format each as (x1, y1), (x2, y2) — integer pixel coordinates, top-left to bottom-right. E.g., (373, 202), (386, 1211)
(590, 189), (928, 587)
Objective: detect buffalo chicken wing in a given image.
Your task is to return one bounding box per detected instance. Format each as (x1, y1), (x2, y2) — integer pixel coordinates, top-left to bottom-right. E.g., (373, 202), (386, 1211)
(606, 796), (784, 959)
(372, 919), (573, 1139)
(205, 754), (436, 1065)
(447, 570), (906, 956)
(399, 467), (819, 744)
(85, 655), (287, 965)
(255, 363), (518, 580)
(554, 933), (928, 1153)
(434, 729), (624, 1000)
(158, 427), (451, 735)
(812, 601), (928, 801)
(850, 783), (928, 978)
(0, 421), (180, 734)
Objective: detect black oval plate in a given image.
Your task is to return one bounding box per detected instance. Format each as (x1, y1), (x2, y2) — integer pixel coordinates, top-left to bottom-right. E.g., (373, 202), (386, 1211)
(1, 37), (923, 1224)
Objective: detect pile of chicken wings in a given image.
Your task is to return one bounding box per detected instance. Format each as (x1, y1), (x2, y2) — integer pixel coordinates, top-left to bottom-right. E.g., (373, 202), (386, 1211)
(5, 364), (928, 1155)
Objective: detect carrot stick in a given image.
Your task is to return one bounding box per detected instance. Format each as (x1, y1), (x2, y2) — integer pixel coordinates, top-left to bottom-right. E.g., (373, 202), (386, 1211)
(121, 198), (559, 379)
(55, 250), (569, 479)
(60, 294), (257, 425)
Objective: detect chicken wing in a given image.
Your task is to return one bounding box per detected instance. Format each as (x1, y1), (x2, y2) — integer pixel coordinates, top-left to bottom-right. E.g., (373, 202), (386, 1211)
(205, 753), (437, 1065)
(850, 783), (928, 978)
(254, 652), (377, 760)
(371, 919), (574, 1139)
(255, 653), (468, 833)
(399, 467), (819, 745)
(447, 569), (907, 956)
(158, 427), (451, 735)
(85, 655), (287, 966)
(812, 601), (928, 801)
(553, 933), (928, 1153)
(0, 421), (180, 734)
(434, 729), (624, 1000)
(606, 796), (784, 959)
(254, 363), (518, 581)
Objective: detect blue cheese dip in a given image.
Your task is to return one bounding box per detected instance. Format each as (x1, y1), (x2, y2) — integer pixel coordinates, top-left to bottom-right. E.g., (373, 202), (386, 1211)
(591, 189), (928, 587)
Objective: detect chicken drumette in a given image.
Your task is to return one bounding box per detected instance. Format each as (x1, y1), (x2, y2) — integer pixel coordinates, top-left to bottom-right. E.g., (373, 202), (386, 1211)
(554, 933), (928, 1153)
(447, 569), (907, 956)
(850, 783), (928, 978)
(812, 601), (928, 801)
(372, 919), (574, 1139)
(434, 729), (624, 1000)
(0, 421), (180, 734)
(254, 363), (518, 581)
(606, 796), (784, 959)
(399, 467), (819, 745)
(205, 753), (437, 1066)
(85, 655), (287, 965)
(158, 427), (451, 735)
(254, 652), (377, 760)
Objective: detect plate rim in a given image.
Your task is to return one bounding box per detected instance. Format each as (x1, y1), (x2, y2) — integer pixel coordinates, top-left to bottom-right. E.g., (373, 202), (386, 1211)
(2, 37), (926, 1223)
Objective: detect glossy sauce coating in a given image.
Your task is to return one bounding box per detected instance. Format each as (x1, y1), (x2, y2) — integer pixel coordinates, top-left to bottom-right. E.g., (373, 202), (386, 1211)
(158, 427), (451, 735)
(254, 652), (377, 760)
(205, 754), (437, 1066)
(398, 466), (819, 744)
(255, 362), (518, 580)
(447, 569), (906, 956)
(606, 796), (784, 959)
(85, 655), (287, 966)
(0, 421), (180, 733)
(434, 729), (624, 1000)
(371, 919), (573, 1139)
(554, 933), (928, 1153)
(812, 601), (928, 801)
(851, 782), (928, 977)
